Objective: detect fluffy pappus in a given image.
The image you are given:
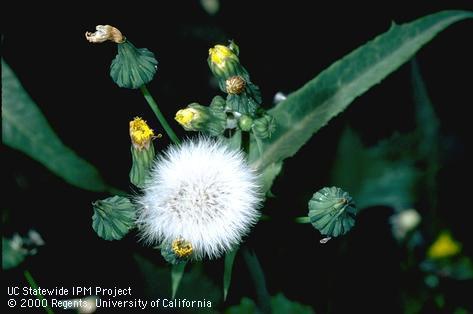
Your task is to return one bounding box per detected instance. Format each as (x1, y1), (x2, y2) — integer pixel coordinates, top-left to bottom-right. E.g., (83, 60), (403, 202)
(136, 137), (262, 260)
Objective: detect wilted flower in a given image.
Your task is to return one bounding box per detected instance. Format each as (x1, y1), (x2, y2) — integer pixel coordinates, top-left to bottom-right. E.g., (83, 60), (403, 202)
(86, 25), (158, 89)
(226, 75), (246, 94)
(136, 137), (262, 260)
(85, 25), (124, 43)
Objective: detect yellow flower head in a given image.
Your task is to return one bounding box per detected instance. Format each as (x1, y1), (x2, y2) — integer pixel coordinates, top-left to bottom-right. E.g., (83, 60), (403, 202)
(428, 231), (462, 259)
(175, 108), (199, 127)
(129, 117), (154, 150)
(209, 44), (237, 68)
(172, 239), (193, 258)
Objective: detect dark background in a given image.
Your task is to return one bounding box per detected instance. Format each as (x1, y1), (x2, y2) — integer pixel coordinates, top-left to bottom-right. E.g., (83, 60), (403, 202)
(2, 1), (473, 313)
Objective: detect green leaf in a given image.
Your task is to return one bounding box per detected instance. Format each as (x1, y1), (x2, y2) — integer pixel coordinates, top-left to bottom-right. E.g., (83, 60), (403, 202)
(249, 10), (473, 171)
(411, 60), (440, 157)
(92, 196), (136, 241)
(331, 128), (420, 210)
(171, 262), (186, 299)
(133, 254), (221, 312)
(411, 60), (441, 208)
(2, 60), (109, 192)
(225, 297), (257, 314)
(225, 294), (314, 314)
(260, 162), (283, 196)
(223, 248), (238, 301)
(271, 293), (315, 314)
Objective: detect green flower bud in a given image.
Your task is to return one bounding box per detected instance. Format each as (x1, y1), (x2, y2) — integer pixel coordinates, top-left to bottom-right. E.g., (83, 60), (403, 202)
(92, 196), (136, 241)
(238, 115), (253, 131)
(175, 103), (227, 136)
(308, 187), (356, 238)
(252, 114), (276, 139)
(110, 40), (158, 89)
(129, 117), (157, 188)
(208, 43), (248, 89)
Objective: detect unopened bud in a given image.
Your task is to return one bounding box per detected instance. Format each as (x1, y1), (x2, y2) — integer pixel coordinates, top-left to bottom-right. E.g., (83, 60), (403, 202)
(175, 103), (226, 136)
(238, 115), (253, 131)
(129, 117), (156, 188)
(252, 114), (276, 139)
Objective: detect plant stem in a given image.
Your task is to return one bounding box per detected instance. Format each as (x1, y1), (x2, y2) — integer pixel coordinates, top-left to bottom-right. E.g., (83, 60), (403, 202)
(24, 270), (54, 314)
(140, 85), (180, 145)
(295, 216), (310, 223)
(241, 246), (272, 314)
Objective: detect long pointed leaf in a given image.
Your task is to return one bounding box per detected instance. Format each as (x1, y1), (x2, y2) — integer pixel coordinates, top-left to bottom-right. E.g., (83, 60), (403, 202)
(2, 60), (109, 192)
(250, 10), (473, 170)
(171, 262), (186, 298)
(223, 248), (238, 301)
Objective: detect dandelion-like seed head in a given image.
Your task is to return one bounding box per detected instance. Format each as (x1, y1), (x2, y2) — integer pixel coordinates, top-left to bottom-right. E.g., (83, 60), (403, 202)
(136, 137), (262, 260)
(129, 117), (154, 150)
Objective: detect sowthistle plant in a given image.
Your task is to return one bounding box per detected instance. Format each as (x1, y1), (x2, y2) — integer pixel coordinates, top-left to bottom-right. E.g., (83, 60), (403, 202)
(82, 11), (473, 306)
(3, 9), (472, 313)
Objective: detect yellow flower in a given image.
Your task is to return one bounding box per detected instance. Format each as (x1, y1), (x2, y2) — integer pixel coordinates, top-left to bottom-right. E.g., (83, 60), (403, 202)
(172, 239), (193, 258)
(175, 108), (199, 128)
(209, 44), (237, 68)
(428, 231), (462, 259)
(129, 117), (154, 150)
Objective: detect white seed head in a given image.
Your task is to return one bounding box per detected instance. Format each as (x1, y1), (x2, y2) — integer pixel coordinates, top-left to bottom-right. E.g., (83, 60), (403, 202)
(136, 137), (262, 260)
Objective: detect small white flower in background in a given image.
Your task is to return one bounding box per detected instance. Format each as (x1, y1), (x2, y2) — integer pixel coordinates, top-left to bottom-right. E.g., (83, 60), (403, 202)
(390, 209), (421, 241)
(136, 137), (262, 260)
(60, 296), (98, 314)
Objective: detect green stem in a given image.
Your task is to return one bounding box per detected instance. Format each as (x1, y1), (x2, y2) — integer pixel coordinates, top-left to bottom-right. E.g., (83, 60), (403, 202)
(23, 270), (54, 314)
(140, 85), (180, 145)
(241, 246), (272, 314)
(241, 130), (250, 157)
(295, 216), (310, 223)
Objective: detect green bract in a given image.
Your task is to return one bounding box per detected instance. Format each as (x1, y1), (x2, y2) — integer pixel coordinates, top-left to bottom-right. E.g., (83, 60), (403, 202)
(110, 40), (158, 89)
(226, 81), (262, 116)
(308, 187), (357, 237)
(253, 114), (276, 139)
(130, 144), (155, 188)
(92, 196), (136, 241)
